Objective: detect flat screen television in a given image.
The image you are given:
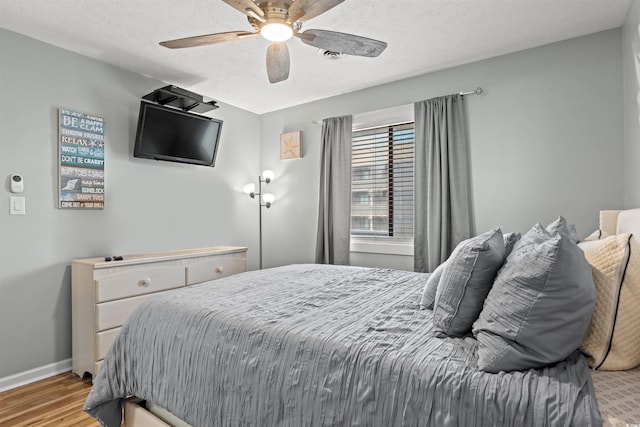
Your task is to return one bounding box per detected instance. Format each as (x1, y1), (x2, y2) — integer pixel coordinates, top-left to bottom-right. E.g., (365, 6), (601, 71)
(133, 101), (223, 167)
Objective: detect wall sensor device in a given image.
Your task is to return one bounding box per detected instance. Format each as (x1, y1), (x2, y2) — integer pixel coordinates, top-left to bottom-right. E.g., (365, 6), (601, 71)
(10, 174), (23, 193)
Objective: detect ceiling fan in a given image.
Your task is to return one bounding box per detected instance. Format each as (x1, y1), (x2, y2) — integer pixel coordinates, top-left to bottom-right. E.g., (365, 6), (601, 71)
(159, 0), (388, 83)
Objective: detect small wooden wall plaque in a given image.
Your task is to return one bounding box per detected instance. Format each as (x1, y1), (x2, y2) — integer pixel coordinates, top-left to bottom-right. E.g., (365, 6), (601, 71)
(280, 131), (302, 160)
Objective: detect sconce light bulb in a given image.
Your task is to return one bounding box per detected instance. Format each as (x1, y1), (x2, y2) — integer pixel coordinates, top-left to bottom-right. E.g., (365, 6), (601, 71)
(262, 192), (275, 205)
(243, 183), (256, 196)
(262, 170), (275, 183)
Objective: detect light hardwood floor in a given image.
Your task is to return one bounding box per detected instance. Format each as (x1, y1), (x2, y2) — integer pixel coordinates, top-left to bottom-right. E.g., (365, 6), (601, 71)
(0, 372), (99, 426)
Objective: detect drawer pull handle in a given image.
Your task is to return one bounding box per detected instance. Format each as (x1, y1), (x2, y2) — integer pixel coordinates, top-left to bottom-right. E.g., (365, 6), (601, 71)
(138, 278), (151, 287)
(215, 266), (224, 274)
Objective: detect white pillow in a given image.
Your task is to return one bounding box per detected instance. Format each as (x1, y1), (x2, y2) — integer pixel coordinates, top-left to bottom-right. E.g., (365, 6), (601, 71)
(579, 234), (640, 370)
(582, 229), (611, 242)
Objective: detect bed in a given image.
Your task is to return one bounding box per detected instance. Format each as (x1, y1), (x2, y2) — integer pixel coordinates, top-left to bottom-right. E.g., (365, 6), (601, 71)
(84, 210), (640, 427)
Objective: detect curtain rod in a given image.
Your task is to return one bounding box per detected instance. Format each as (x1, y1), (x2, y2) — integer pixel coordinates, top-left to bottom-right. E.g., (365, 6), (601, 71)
(311, 87), (484, 124)
(459, 87), (483, 96)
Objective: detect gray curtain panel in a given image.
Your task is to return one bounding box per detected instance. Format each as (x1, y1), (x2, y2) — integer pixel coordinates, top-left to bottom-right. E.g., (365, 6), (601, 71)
(414, 94), (473, 273)
(315, 115), (353, 265)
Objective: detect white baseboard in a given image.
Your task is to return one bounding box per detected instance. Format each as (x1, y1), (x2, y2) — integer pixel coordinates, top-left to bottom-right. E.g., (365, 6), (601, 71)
(0, 359), (72, 392)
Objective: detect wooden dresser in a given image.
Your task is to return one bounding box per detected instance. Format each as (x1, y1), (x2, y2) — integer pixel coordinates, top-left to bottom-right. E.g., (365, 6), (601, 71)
(71, 246), (247, 380)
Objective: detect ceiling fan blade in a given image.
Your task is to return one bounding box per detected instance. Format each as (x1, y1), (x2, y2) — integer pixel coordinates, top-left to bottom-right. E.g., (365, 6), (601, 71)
(160, 31), (258, 49)
(222, 0), (264, 20)
(287, 0), (344, 22)
(266, 42), (290, 83)
(297, 29), (387, 57)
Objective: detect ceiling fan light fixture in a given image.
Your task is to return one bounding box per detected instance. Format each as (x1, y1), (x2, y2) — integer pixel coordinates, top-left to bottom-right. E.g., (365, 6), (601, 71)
(261, 22), (293, 42)
(161, 0), (388, 84)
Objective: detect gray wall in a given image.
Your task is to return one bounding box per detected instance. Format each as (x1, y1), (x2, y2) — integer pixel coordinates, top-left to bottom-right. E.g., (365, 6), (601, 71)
(623, 1), (640, 208)
(0, 27), (627, 379)
(259, 29), (624, 270)
(0, 29), (261, 378)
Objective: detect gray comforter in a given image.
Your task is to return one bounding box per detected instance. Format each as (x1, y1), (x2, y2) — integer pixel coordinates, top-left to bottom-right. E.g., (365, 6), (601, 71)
(85, 264), (602, 426)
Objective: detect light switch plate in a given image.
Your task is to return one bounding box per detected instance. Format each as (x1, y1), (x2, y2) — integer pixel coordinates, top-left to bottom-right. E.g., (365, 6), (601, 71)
(10, 196), (25, 215)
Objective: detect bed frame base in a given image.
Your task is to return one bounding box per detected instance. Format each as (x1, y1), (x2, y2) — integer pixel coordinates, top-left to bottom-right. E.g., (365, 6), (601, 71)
(123, 398), (171, 427)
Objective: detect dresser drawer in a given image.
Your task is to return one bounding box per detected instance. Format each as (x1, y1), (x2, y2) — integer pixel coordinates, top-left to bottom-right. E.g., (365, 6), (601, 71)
(96, 266), (186, 302)
(96, 294), (152, 331)
(97, 327), (121, 360)
(73, 246), (247, 379)
(186, 254), (247, 285)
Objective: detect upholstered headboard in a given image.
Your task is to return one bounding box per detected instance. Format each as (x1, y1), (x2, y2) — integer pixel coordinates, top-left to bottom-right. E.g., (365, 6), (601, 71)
(600, 209), (640, 240)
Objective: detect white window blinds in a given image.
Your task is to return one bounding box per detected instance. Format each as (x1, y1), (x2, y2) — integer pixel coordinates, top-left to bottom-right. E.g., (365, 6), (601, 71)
(351, 121), (415, 242)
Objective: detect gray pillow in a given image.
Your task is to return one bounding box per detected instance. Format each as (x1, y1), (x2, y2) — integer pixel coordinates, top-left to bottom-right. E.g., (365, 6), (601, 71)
(546, 215), (578, 243)
(421, 232), (519, 311)
(503, 232), (521, 257)
(419, 262), (446, 310)
(472, 223), (596, 373)
(432, 228), (506, 338)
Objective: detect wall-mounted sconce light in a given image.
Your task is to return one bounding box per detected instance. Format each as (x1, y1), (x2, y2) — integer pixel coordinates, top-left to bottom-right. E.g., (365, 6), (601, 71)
(244, 170), (276, 269)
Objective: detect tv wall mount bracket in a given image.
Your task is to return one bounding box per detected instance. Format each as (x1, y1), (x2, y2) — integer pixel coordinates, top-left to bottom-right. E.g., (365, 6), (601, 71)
(142, 85), (219, 114)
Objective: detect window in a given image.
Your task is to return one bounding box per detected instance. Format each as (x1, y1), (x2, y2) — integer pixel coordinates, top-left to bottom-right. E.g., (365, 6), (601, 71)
(351, 121), (415, 252)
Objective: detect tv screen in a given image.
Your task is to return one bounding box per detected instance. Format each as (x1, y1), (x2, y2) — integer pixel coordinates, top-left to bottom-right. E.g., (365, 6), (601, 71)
(133, 101), (223, 167)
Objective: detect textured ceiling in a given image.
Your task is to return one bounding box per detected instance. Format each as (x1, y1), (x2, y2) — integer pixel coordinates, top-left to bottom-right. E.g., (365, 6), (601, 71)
(0, 0), (632, 114)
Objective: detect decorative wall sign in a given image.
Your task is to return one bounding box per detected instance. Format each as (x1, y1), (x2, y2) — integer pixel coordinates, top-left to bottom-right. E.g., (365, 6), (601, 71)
(280, 130), (302, 160)
(58, 108), (105, 209)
